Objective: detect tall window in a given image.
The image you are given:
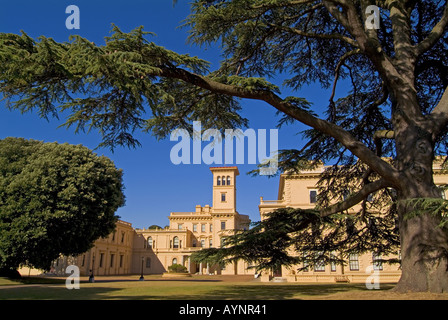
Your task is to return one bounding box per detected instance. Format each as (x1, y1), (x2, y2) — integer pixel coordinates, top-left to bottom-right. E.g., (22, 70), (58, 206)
(373, 253), (383, 270)
(349, 253), (359, 271)
(178, 223), (183, 230)
(146, 257), (151, 268)
(221, 193), (226, 202)
(110, 254), (115, 268)
(221, 221), (226, 230)
(173, 236), (179, 249)
(217, 176), (221, 186)
(193, 224), (198, 232)
(330, 252), (337, 272)
(119, 255), (124, 268)
(314, 252), (325, 272)
(201, 224), (206, 232)
(227, 176), (231, 185)
(210, 224), (213, 232)
(201, 239), (205, 248)
(221, 176), (226, 185)
(99, 253), (104, 268)
(309, 190), (317, 203)
(147, 237), (153, 248)
(172, 258), (177, 265)
(209, 239), (213, 247)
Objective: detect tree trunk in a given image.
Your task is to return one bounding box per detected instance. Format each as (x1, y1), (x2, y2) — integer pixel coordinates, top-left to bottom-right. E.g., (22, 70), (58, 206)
(393, 125), (448, 292)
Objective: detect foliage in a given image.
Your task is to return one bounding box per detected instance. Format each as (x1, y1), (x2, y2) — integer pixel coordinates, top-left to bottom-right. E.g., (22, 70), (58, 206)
(191, 206), (399, 272)
(168, 263), (188, 273)
(0, 137), (125, 272)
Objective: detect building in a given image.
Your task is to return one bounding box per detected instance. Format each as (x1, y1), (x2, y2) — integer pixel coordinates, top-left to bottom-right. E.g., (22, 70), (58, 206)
(36, 166), (253, 277)
(258, 160), (448, 283)
(23, 161), (448, 283)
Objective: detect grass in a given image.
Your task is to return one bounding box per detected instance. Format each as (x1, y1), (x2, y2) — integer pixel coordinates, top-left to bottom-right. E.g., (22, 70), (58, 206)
(0, 275), (447, 300)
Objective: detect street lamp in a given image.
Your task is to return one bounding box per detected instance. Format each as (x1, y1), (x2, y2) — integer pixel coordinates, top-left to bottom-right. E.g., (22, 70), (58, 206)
(89, 253), (95, 283)
(139, 257), (144, 281)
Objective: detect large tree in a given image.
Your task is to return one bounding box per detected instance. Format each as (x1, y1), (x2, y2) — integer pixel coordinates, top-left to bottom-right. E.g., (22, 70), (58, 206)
(0, 0), (448, 292)
(0, 138), (125, 276)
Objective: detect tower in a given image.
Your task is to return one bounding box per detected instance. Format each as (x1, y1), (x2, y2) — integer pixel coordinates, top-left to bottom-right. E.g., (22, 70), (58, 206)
(210, 166), (239, 213)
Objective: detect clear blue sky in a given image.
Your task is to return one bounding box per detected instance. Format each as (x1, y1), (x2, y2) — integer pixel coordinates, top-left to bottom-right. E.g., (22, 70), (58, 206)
(0, 0), (341, 228)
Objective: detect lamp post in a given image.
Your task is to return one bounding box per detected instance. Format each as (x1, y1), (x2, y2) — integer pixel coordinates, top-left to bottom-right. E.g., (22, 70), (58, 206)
(89, 253), (95, 283)
(139, 257), (144, 281)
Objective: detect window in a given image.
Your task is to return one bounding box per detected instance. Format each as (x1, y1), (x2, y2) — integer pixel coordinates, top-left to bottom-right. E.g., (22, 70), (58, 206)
(302, 253), (309, 272)
(110, 254), (115, 268)
(201, 240), (205, 248)
(217, 177), (221, 186)
(209, 239), (213, 247)
(210, 224), (213, 232)
(309, 190), (317, 203)
(121, 232), (125, 243)
(373, 253), (383, 270)
(99, 253), (104, 268)
(201, 224), (206, 232)
(220, 237), (226, 247)
(192, 239), (197, 247)
(349, 253), (359, 271)
(221, 221), (226, 230)
(147, 237), (153, 248)
(221, 193), (226, 202)
(81, 255), (86, 267)
(222, 176), (226, 185)
(173, 236), (179, 249)
(227, 176), (231, 185)
(146, 257), (151, 268)
(172, 258), (177, 265)
(119, 255), (124, 268)
(193, 224), (198, 232)
(314, 252), (325, 272)
(178, 224), (183, 230)
(330, 252), (337, 272)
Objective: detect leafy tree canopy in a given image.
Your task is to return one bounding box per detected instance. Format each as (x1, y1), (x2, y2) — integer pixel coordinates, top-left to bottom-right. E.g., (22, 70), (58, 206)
(0, 137), (125, 273)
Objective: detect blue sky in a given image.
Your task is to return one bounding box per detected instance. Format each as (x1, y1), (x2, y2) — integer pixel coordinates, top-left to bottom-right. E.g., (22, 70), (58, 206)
(0, 1), (340, 228)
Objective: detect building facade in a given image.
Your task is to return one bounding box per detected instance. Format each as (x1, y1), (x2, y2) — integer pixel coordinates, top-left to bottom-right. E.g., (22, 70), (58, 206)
(258, 161), (448, 283)
(35, 166), (253, 277)
(23, 162), (448, 284)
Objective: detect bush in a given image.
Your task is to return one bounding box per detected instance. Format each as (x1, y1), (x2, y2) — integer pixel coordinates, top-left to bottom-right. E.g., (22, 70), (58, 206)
(168, 264), (188, 273)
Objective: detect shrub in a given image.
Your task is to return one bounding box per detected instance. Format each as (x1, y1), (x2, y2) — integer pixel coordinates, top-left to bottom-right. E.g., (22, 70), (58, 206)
(168, 264), (188, 273)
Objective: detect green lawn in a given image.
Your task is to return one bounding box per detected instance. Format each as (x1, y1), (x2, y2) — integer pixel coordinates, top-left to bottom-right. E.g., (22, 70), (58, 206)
(0, 275), (446, 300)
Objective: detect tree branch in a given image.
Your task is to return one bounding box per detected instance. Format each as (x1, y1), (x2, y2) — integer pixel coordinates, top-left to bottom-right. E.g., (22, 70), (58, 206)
(157, 66), (402, 187)
(320, 178), (391, 217)
(415, 2), (448, 56)
(429, 86), (448, 139)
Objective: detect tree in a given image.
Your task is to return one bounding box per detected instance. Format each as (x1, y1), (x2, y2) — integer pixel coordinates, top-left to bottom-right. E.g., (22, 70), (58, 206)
(0, 0), (447, 292)
(0, 138), (125, 276)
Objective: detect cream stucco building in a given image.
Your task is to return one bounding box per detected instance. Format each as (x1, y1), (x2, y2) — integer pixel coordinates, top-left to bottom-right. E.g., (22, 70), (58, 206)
(258, 160), (448, 283)
(39, 166), (253, 277)
(25, 162), (448, 284)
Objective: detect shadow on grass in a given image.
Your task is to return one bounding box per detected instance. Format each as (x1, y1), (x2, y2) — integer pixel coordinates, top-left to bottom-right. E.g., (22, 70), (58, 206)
(0, 281), (397, 300)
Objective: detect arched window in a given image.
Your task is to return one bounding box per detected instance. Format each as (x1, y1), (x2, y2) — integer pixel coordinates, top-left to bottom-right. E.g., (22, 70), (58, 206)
(172, 258), (178, 265)
(147, 237), (153, 248)
(227, 176), (231, 185)
(146, 257), (151, 268)
(217, 176), (221, 185)
(173, 236), (179, 249)
(222, 176), (226, 185)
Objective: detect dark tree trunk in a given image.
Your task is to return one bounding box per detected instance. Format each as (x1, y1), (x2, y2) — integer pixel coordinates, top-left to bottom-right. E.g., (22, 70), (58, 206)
(393, 124), (448, 292)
